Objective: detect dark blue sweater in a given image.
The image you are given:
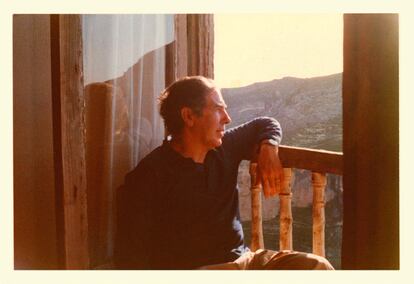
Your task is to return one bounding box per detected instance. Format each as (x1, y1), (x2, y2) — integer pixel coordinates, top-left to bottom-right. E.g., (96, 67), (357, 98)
(115, 117), (282, 269)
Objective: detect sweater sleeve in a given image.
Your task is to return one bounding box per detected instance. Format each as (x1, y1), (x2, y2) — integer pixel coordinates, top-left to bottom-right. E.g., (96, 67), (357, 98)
(221, 116), (282, 162)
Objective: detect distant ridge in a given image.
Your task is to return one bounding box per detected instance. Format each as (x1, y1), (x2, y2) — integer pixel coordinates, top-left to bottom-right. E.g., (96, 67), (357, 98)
(222, 73), (343, 151)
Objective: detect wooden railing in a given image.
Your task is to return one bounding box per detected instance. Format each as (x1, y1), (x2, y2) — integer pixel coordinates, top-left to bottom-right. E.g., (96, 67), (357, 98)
(249, 145), (343, 257)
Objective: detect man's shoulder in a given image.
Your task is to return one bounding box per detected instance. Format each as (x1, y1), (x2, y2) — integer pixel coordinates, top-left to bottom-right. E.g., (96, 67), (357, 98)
(139, 145), (165, 166)
(121, 145), (168, 190)
(130, 145), (166, 175)
(129, 142), (177, 177)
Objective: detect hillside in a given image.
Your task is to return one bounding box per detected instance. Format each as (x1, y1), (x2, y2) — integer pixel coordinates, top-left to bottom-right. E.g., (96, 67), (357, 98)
(222, 73), (343, 151)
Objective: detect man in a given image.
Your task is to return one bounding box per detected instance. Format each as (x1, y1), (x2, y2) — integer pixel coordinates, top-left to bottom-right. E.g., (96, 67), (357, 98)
(115, 76), (333, 270)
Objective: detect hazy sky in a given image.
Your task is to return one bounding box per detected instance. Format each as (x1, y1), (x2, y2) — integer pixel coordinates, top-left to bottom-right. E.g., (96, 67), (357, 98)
(214, 14), (343, 88)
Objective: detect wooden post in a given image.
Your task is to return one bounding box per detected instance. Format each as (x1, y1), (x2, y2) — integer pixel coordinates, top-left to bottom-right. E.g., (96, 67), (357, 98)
(176, 14), (189, 78)
(53, 14), (90, 269)
(84, 83), (115, 268)
(279, 168), (293, 251)
(14, 14), (60, 269)
(342, 14), (399, 269)
(168, 14), (214, 82)
(186, 14), (214, 78)
(249, 162), (264, 251)
(312, 172), (326, 257)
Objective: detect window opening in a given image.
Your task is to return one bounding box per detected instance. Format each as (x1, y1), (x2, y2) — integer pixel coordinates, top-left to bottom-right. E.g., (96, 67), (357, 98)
(214, 13), (343, 268)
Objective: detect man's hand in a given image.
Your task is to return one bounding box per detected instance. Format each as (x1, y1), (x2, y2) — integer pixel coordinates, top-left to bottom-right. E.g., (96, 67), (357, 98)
(256, 142), (284, 198)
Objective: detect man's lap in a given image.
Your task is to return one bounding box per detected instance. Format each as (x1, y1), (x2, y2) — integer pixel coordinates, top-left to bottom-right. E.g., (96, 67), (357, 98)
(198, 249), (334, 270)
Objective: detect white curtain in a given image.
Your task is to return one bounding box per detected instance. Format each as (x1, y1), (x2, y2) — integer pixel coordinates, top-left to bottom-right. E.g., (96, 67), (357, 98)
(81, 14), (174, 267)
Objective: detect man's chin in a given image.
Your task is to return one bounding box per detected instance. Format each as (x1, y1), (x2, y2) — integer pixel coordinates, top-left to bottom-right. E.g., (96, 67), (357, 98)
(214, 139), (223, 147)
(208, 139), (222, 149)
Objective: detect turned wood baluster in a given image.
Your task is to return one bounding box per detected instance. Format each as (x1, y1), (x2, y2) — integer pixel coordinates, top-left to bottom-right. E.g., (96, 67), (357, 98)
(312, 172), (327, 257)
(249, 162), (264, 251)
(279, 168), (293, 251)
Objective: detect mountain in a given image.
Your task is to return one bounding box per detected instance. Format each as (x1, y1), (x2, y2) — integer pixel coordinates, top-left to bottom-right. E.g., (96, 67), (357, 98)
(223, 72), (343, 214)
(222, 73), (343, 152)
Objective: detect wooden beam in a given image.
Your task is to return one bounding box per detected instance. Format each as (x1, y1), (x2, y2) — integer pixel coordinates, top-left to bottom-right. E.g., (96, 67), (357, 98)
(186, 14), (214, 78)
(173, 14), (188, 80)
(13, 14), (60, 269)
(169, 14), (214, 81)
(278, 145), (343, 175)
(342, 14), (399, 269)
(50, 14), (66, 269)
(165, 40), (175, 88)
(54, 14), (90, 269)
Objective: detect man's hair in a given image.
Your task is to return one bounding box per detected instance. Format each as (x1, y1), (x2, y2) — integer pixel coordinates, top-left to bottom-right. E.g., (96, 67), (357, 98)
(159, 76), (217, 136)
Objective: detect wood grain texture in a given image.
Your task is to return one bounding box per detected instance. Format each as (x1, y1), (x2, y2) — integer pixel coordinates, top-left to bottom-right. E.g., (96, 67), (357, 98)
(176, 14), (188, 79)
(168, 14), (213, 81)
(84, 82), (114, 268)
(342, 14), (399, 269)
(279, 145), (343, 175)
(312, 172), (326, 257)
(58, 14), (90, 269)
(13, 14), (60, 269)
(279, 168), (293, 251)
(249, 163), (264, 251)
(186, 14), (214, 78)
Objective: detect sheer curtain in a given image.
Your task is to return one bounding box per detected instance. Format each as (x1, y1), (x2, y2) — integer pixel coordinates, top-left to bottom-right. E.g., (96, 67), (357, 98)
(82, 14), (174, 267)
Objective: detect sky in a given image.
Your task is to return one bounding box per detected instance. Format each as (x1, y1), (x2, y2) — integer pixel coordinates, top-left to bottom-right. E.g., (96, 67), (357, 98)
(214, 14), (343, 88)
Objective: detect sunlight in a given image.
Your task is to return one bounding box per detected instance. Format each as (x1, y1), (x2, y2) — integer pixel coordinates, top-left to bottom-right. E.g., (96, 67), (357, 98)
(214, 14), (343, 88)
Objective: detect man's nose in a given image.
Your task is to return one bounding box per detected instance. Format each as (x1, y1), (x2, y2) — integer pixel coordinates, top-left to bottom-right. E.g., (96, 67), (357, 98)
(223, 110), (231, 124)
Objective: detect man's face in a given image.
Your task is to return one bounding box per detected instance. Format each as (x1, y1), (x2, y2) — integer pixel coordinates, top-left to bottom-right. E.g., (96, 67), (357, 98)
(193, 90), (231, 149)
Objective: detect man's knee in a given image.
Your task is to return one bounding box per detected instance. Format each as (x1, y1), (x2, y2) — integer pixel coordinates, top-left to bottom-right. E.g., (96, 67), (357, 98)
(301, 253), (334, 270)
(264, 251), (334, 270)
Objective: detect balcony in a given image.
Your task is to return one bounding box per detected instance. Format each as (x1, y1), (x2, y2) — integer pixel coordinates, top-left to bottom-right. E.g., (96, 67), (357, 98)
(249, 145), (342, 258)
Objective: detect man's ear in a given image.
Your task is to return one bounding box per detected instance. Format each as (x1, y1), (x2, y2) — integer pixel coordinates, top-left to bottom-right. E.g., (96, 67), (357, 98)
(181, 107), (195, 127)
